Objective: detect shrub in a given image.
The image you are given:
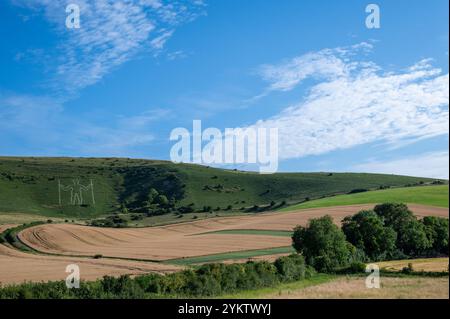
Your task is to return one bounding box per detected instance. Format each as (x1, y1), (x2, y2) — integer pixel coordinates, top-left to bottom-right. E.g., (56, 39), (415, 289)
(274, 254), (309, 281)
(348, 188), (368, 194)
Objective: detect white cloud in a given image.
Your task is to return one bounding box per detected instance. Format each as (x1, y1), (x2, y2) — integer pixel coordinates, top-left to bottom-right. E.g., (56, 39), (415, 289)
(243, 44), (449, 161)
(352, 151), (449, 179)
(257, 42), (374, 93)
(12, 0), (205, 95)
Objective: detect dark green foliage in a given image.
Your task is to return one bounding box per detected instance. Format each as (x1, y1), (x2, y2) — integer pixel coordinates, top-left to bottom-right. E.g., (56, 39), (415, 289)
(342, 210), (397, 260)
(396, 219), (432, 256)
(292, 215), (352, 272)
(0, 254), (314, 299)
(373, 203), (415, 232)
(374, 203), (436, 256)
(422, 216), (449, 254)
(347, 188), (368, 194)
(274, 254), (309, 281)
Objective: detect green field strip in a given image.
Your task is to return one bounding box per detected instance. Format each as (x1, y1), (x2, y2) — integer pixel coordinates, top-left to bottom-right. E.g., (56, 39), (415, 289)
(165, 246), (295, 265)
(281, 185), (449, 211)
(195, 229), (293, 237)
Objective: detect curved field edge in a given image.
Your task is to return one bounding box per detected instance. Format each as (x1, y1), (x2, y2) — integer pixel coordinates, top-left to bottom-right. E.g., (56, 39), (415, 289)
(166, 246), (295, 265)
(281, 185), (449, 211)
(2, 223), (293, 266)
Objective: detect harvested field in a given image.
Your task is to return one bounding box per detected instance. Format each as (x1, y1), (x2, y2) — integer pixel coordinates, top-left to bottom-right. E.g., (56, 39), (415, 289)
(0, 242), (182, 286)
(18, 204), (447, 262)
(377, 258), (449, 272)
(265, 276), (449, 299)
(19, 224), (291, 260)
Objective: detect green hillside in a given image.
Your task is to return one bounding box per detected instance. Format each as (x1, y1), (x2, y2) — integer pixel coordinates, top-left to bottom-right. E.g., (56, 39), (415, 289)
(0, 157), (444, 223)
(281, 185), (449, 211)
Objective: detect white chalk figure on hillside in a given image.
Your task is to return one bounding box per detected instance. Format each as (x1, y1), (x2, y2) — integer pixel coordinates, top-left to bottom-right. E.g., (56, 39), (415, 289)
(58, 179), (95, 206)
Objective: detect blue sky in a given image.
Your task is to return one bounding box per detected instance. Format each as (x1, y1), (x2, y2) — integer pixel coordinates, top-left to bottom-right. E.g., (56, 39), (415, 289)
(0, 0), (448, 178)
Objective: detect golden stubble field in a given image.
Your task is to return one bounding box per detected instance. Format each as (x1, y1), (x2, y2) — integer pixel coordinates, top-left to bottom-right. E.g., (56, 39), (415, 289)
(18, 204), (448, 260)
(1, 204), (448, 285)
(0, 225), (182, 285)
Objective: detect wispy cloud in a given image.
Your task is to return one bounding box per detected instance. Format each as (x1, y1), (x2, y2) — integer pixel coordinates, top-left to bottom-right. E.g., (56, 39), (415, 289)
(242, 43), (448, 161)
(0, 92), (161, 155)
(252, 42), (374, 100)
(12, 0), (205, 95)
(352, 151), (449, 179)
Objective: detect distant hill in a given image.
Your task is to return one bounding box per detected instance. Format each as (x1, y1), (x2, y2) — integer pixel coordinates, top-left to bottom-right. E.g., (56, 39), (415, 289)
(0, 157), (444, 220)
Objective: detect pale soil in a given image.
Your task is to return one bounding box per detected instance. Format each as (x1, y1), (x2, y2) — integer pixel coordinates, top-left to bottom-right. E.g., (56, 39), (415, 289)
(266, 276), (449, 299)
(19, 225), (291, 260)
(0, 225), (182, 285)
(377, 257), (449, 272)
(4, 204), (447, 284)
(19, 204), (447, 261)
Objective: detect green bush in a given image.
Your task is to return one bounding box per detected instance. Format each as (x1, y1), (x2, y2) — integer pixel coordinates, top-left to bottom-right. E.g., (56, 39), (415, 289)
(274, 254), (310, 281)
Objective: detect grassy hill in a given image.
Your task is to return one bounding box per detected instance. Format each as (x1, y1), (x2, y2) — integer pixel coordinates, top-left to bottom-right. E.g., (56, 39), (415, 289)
(281, 185), (449, 211)
(0, 156), (444, 222)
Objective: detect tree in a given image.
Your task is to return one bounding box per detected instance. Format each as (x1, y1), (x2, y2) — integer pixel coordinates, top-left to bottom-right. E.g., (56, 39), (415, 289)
(292, 215), (352, 272)
(147, 188), (159, 203)
(342, 210), (397, 260)
(155, 194), (169, 206)
(422, 216), (449, 254)
(373, 203), (415, 231)
(397, 219), (432, 256)
(374, 203), (434, 256)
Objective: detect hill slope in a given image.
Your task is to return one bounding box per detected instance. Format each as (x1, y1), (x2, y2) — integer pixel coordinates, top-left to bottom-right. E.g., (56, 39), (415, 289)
(0, 157), (443, 220)
(281, 185), (449, 211)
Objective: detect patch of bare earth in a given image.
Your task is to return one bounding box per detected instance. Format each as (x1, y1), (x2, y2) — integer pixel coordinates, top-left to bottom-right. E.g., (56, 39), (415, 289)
(267, 276), (449, 299)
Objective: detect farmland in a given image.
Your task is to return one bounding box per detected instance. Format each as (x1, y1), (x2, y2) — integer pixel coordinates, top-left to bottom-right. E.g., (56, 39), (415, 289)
(0, 157), (448, 298)
(0, 202), (444, 286)
(253, 276), (449, 299)
(282, 185), (449, 211)
(0, 157), (442, 224)
(0, 225), (182, 285)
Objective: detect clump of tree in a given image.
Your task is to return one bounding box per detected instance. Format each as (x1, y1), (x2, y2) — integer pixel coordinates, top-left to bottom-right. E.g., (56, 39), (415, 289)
(292, 203), (449, 273)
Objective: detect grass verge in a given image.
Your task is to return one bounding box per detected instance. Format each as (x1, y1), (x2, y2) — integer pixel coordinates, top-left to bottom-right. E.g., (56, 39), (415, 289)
(218, 274), (336, 298)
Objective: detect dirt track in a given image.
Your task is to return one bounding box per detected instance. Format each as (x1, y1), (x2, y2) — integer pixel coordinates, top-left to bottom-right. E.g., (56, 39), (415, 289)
(18, 204), (448, 261)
